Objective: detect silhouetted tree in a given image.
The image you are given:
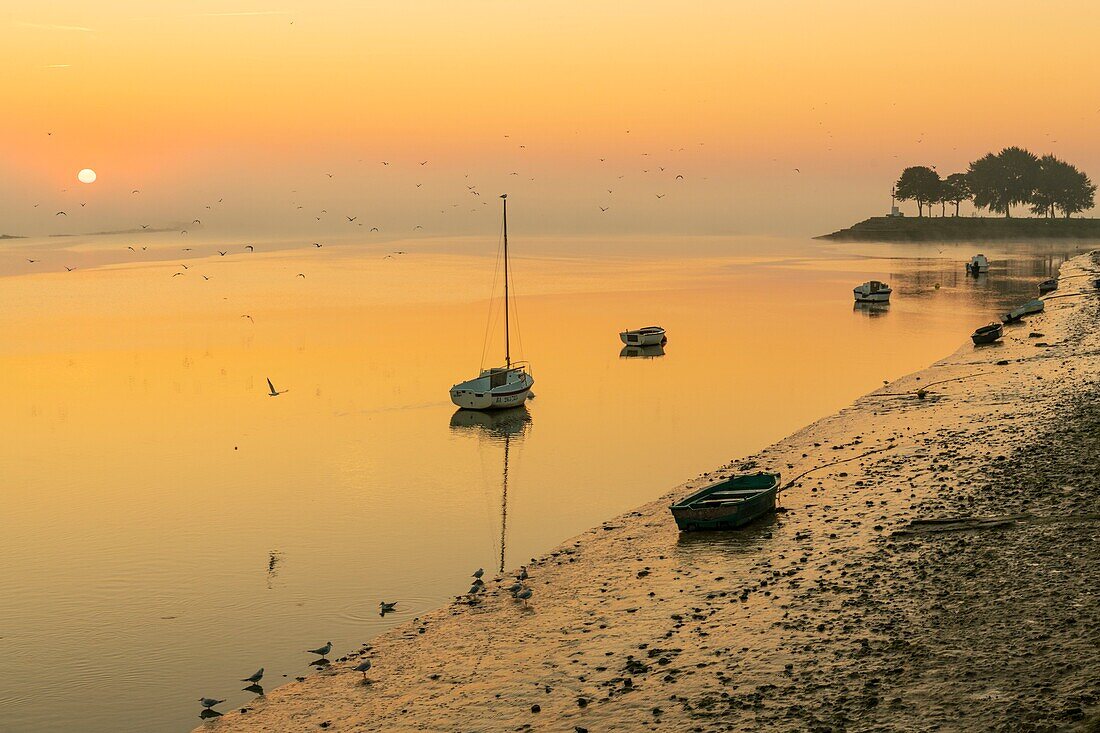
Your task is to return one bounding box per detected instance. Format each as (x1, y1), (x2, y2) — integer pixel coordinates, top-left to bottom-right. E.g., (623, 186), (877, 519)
(941, 173), (971, 217)
(1030, 155), (1097, 218)
(968, 147), (1040, 217)
(895, 166), (941, 217)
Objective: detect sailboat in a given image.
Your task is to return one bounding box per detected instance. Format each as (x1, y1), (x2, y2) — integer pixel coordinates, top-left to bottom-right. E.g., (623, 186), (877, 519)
(450, 195), (535, 410)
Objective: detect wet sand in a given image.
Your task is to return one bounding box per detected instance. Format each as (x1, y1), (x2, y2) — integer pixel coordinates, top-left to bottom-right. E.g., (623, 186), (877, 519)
(195, 252), (1100, 733)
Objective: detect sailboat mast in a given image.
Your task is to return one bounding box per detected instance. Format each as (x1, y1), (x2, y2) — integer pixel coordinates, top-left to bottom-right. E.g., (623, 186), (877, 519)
(502, 194), (510, 367)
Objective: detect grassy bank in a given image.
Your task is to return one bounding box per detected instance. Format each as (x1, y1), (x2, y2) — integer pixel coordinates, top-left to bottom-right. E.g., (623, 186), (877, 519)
(817, 216), (1100, 242)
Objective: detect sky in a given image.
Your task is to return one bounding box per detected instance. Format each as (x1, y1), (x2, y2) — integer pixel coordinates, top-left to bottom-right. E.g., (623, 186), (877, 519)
(3, 0), (1100, 238)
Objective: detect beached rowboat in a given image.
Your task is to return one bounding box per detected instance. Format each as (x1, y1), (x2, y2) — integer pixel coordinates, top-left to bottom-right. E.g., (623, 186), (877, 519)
(1001, 299), (1045, 324)
(1038, 278), (1058, 295)
(853, 280), (891, 303)
(971, 322), (1004, 345)
(670, 472), (781, 531)
(619, 326), (667, 346)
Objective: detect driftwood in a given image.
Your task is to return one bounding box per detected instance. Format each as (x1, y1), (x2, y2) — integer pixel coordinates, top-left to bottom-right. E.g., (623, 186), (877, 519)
(892, 513), (1031, 536)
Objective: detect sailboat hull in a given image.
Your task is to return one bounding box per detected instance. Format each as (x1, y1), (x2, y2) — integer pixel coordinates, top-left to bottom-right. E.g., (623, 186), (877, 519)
(450, 370), (534, 411)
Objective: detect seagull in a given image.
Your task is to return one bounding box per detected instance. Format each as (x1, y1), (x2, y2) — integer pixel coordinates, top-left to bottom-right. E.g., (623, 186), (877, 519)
(128, 246), (136, 252)
(472, 568), (484, 579)
(518, 566), (529, 581)
(346, 216), (357, 222)
(516, 587), (533, 606)
(245, 245), (254, 252)
(507, 581), (522, 595)
(267, 378), (287, 397)
(297, 273), (306, 278)
(379, 601), (397, 614)
(199, 698), (225, 709)
(468, 584), (484, 595)
(306, 641), (332, 657)
(241, 668), (264, 684)
(56, 211), (67, 216)
(354, 659), (372, 680)
(241, 315), (254, 323)
(599, 206), (609, 212)
(217, 250), (227, 256)
(313, 242), (323, 248)
(65, 266), (75, 272)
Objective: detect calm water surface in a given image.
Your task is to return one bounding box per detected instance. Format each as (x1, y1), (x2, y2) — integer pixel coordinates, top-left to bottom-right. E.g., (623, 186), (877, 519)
(0, 233), (1084, 731)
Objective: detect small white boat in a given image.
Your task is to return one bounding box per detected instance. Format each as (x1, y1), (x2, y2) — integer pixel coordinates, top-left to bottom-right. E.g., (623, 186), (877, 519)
(853, 280), (892, 303)
(967, 254), (990, 275)
(450, 195), (535, 411)
(619, 326), (666, 346)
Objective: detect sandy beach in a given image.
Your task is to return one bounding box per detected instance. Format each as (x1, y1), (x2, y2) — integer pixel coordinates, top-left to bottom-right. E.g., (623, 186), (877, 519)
(193, 252), (1100, 733)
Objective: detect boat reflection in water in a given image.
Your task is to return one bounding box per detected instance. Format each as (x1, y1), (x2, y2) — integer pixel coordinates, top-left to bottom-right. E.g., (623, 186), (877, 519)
(449, 406), (531, 573)
(619, 343), (666, 359)
(852, 301), (890, 318)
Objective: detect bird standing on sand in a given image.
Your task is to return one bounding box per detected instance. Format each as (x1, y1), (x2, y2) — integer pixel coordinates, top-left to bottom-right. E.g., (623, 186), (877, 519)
(267, 378), (287, 397)
(507, 581), (522, 595)
(306, 641), (333, 658)
(241, 668), (264, 684)
(518, 566), (529, 581)
(516, 587), (533, 607)
(354, 659), (372, 681)
(472, 568), (484, 579)
(199, 698), (225, 709)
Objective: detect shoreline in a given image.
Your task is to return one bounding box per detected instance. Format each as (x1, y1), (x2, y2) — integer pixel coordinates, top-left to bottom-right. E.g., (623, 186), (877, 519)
(195, 252), (1100, 732)
(817, 216), (1100, 241)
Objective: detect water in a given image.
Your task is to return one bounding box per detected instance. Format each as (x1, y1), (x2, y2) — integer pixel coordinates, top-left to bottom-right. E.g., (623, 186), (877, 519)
(0, 233), (1084, 731)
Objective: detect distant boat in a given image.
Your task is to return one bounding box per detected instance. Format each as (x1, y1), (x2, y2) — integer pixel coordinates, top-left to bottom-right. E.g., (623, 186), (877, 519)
(1038, 278), (1058, 295)
(966, 254), (990, 275)
(450, 195), (535, 411)
(619, 326), (666, 346)
(853, 280), (891, 303)
(971, 322), (1004, 345)
(1001, 299), (1045, 324)
(670, 472), (780, 531)
(620, 344), (665, 359)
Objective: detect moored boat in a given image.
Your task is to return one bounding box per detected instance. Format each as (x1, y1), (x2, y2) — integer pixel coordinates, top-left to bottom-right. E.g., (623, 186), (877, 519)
(853, 280), (891, 303)
(1001, 299), (1045, 324)
(450, 195), (535, 411)
(1038, 278), (1058, 295)
(619, 326), (666, 346)
(670, 472), (781, 531)
(966, 254), (990, 275)
(971, 322), (1004, 345)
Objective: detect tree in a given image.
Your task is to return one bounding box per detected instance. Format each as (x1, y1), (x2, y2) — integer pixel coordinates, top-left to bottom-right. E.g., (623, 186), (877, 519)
(1028, 155), (1097, 218)
(895, 166), (941, 217)
(967, 147), (1040, 217)
(941, 173), (971, 217)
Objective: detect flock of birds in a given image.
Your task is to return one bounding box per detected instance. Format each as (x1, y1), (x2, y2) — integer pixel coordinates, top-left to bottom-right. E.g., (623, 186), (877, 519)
(197, 564), (532, 716)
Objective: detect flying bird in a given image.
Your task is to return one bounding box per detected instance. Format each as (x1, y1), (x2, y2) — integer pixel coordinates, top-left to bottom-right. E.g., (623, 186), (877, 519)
(313, 242), (323, 248)
(599, 206), (609, 212)
(217, 250), (227, 256)
(419, 161), (428, 165)
(655, 194), (665, 199)
(369, 227), (379, 232)
(202, 275), (211, 281)
(346, 216), (357, 222)
(325, 173), (334, 178)
(65, 266), (75, 271)
(306, 641), (332, 657)
(245, 245), (254, 252)
(297, 273), (306, 278)
(128, 246), (137, 252)
(131, 189), (140, 194)
(192, 219), (201, 224)
(676, 175), (684, 180)
(267, 378), (287, 396)
(141, 224), (149, 229)
(56, 211), (67, 216)
(172, 272), (183, 277)
(26, 259), (37, 263)
(241, 315), (254, 323)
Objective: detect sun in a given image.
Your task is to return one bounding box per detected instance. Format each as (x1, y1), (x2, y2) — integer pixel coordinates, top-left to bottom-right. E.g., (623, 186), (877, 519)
(77, 168), (97, 184)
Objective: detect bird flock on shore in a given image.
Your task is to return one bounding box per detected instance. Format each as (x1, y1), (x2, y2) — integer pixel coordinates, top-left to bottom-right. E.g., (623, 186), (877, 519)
(197, 564), (532, 716)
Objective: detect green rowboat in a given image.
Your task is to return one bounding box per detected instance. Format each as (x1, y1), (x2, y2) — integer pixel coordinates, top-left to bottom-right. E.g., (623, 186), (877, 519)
(670, 472), (781, 531)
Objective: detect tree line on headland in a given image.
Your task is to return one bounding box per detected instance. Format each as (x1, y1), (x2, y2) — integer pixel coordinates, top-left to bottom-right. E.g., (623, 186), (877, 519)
(895, 147), (1096, 219)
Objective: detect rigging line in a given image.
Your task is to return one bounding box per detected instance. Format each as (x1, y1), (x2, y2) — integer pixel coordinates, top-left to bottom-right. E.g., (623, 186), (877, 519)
(479, 218), (507, 370)
(507, 253), (526, 364)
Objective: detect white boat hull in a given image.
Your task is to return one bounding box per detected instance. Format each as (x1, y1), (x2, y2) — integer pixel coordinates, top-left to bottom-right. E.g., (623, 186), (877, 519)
(619, 328), (666, 346)
(450, 370), (534, 411)
(853, 291), (891, 303)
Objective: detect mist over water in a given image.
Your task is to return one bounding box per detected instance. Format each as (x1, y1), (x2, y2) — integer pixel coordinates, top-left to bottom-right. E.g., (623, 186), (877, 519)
(0, 233), (1084, 731)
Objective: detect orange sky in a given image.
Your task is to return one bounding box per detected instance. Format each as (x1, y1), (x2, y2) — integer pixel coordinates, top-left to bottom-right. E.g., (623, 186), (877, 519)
(3, 0), (1099, 236)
